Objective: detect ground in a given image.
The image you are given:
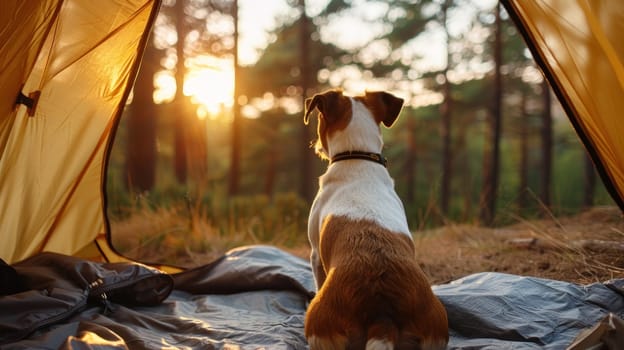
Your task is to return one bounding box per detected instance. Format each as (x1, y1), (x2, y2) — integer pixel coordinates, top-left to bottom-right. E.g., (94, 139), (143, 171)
(285, 206), (624, 285)
(115, 205), (624, 285)
(411, 206), (624, 285)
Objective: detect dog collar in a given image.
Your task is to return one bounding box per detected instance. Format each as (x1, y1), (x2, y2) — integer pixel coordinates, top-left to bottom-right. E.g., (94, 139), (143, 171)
(330, 151), (387, 167)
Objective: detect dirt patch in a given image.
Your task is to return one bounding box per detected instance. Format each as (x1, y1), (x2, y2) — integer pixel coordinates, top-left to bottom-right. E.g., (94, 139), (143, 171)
(413, 206), (624, 285)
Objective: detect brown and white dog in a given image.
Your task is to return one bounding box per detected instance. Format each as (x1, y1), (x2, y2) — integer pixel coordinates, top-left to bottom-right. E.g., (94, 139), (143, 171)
(303, 89), (448, 350)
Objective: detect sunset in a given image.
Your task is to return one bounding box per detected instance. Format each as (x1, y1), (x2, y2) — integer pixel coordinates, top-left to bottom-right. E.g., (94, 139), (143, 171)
(184, 60), (234, 118)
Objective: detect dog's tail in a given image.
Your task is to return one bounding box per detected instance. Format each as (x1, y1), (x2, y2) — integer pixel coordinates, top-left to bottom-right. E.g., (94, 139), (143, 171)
(306, 314), (414, 350)
(364, 317), (399, 350)
(306, 315), (400, 350)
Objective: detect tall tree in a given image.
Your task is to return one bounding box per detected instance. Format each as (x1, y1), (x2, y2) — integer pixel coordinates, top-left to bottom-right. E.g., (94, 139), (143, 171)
(174, 0), (189, 183)
(228, 0), (241, 195)
(492, 8), (540, 214)
(479, 1), (503, 225)
(187, 117), (208, 185)
(583, 153), (596, 208)
(359, 0), (467, 218)
(439, 0), (453, 216)
(236, 2), (354, 198)
(299, 0), (314, 202)
(539, 79), (552, 212)
(517, 88), (529, 211)
(405, 113), (418, 203)
(150, 0), (234, 185)
(126, 41), (159, 192)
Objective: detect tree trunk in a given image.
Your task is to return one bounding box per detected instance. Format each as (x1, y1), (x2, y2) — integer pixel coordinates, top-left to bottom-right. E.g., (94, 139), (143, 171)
(174, 0), (188, 184)
(583, 152), (596, 208)
(479, 1), (502, 225)
(454, 126), (471, 221)
(126, 42), (158, 192)
(405, 115), (417, 204)
(439, 0), (453, 216)
(228, 0), (241, 195)
(188, 116), (208, 185)
(540, 79), (552, 212)
(299, 0), (314, 202)
(518, 89), (529, 211)
(264, 144), (277, 197)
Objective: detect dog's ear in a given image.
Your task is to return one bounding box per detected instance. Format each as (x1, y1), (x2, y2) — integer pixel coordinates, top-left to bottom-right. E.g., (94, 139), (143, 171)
(365, 91), (404, 127)
(303, 96), (317, 125)
(303, 90), (345, 125)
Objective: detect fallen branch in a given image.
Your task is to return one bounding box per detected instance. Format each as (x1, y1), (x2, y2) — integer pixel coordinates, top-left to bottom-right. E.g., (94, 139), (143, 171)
(507, 238), (624, 254)
(506, 237), (561, 250)
(572, 240), (624, 254)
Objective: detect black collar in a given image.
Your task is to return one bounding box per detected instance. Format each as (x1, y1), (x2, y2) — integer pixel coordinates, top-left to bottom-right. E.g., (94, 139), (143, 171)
(330, 151), (387, 167)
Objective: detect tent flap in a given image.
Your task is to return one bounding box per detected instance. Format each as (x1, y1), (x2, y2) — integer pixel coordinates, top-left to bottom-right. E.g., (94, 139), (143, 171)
(502, 0), (624, 210)
(0, 0), (161, 263)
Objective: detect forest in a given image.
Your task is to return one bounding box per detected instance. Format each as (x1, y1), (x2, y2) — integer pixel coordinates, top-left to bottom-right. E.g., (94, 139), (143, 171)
(105, 0), (616, 266)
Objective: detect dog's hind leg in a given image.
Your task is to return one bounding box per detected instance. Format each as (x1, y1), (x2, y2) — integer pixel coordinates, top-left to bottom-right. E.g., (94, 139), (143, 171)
(305, 288), (349, 350)
(306, 268), (367, 350)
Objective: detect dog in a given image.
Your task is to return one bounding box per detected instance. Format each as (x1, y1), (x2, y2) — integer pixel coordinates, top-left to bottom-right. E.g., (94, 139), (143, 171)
(303, 89), (449, 350)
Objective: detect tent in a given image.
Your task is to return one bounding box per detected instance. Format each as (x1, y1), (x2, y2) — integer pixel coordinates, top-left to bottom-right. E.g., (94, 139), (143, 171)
(0, 0), (161, 265)
(1, 0), (623, 349)
(502, 0), (624, 210)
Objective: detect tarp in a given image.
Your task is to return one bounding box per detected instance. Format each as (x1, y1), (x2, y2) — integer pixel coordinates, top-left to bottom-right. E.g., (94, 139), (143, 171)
(0, 0), (160, 263)
(1, 246), (623, 349)
(502, 0), (624, 209)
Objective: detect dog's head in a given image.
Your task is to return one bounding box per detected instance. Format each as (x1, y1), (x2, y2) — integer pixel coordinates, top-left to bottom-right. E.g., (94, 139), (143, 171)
(303, 89), (404, 160)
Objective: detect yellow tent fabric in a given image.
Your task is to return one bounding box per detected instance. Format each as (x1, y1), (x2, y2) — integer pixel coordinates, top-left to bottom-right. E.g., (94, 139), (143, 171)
(503, 0), (624, 210)
(0, 0), (160, 263)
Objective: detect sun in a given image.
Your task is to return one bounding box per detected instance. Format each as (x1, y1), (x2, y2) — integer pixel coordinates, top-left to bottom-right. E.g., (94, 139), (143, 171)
(184, 58), (235, 119)
(152, 56), (235, 119)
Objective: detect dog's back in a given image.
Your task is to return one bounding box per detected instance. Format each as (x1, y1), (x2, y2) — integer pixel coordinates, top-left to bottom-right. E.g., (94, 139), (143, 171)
(305, 215), (448, 350)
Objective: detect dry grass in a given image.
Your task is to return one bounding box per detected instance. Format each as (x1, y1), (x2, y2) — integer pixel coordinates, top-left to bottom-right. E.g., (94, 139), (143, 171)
(109, 193), (310, 267)
(111, 203), (624, 284)
(110, 205), (281, 266)
(415, 206), (624, 285)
